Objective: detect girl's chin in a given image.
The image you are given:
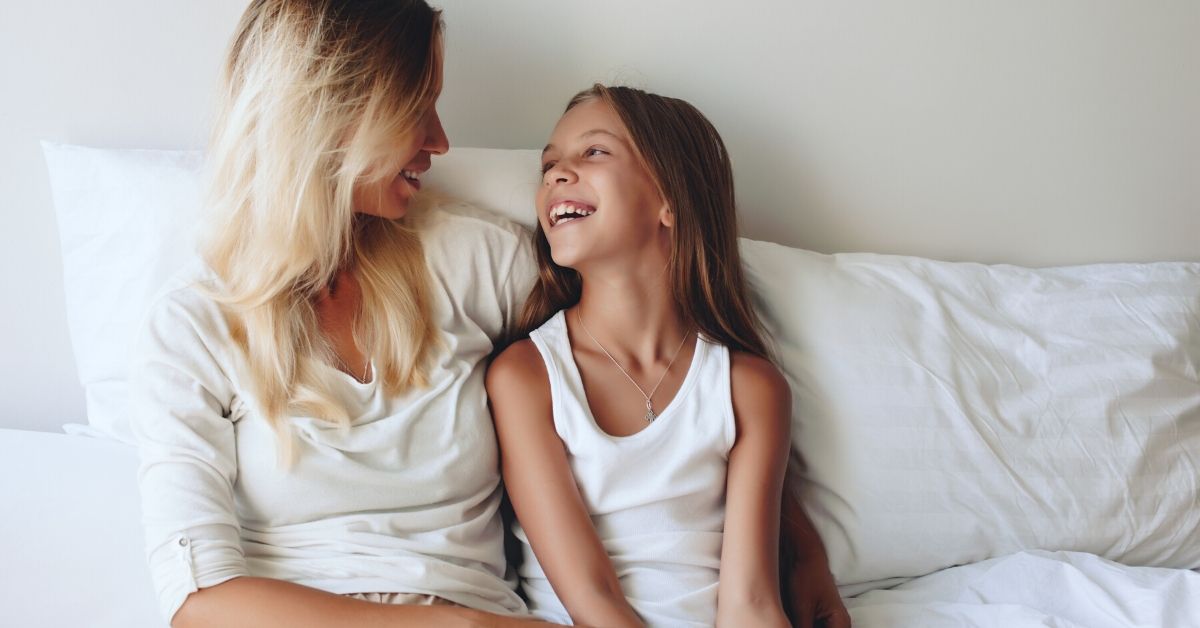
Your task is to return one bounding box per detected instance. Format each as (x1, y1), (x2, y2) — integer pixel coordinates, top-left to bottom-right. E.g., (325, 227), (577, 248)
(548, 249), (581, 270)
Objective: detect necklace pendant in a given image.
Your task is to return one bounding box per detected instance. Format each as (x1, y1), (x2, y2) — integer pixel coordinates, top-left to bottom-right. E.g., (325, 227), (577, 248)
(645, 400), (656, 423)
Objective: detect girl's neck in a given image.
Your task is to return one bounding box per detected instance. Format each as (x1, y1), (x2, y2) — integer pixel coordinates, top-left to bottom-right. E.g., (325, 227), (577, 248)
(572, 264), (689, 366)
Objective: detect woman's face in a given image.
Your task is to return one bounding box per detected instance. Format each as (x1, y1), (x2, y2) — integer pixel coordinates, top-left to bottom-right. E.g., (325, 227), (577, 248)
(353, 105), (449, 219)
(536, 98), (668, 269)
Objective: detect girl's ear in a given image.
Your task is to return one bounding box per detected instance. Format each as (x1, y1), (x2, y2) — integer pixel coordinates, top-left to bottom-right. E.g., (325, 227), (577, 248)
(658, 201), (674, 228)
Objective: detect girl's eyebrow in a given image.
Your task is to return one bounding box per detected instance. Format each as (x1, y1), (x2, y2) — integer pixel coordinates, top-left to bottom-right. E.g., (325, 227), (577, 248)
(542, 129), (624, 155)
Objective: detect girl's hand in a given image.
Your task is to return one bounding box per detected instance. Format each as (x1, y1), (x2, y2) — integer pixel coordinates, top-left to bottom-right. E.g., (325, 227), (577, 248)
(779, 486), (851, 628)
(782, 554), (851, 628)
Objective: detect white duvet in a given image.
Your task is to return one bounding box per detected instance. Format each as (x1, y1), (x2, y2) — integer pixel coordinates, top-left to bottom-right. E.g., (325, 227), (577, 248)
(4, 428), (1199, 627)
(847, 550), (1200, 627)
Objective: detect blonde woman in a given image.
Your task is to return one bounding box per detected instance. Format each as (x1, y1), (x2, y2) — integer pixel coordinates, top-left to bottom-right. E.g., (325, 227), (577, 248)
(131, 1), (846, 627)
(131, 1), (544, 626)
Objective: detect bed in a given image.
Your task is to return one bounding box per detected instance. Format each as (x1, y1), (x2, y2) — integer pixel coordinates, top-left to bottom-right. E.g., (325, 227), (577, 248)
(6, 2), (1200, 626)
(3, 143), (1196, 627)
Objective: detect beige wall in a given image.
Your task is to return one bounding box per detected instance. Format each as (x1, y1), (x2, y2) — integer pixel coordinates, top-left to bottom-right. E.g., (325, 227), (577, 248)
(3, 0), (1197, 429)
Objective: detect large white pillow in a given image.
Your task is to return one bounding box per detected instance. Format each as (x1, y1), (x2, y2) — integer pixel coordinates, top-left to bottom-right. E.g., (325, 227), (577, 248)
(43, 144), (206, 442)
(42, 143), (541, 442)
(742, 241), (1200, 590)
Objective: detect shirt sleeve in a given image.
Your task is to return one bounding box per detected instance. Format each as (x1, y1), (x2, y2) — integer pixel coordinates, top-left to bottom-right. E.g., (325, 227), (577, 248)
(498, 228), (537, 335)
(129, 287), (249, 622)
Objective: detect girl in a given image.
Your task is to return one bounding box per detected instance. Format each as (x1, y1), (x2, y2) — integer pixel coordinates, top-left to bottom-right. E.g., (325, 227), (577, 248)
(130, 1), (549, 626)
(488, 85), (797, 627)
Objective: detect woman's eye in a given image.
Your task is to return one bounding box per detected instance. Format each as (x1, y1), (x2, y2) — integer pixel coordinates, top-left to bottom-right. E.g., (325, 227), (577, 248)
(585, 147), (608, 157)
(540, 161), (556, 174)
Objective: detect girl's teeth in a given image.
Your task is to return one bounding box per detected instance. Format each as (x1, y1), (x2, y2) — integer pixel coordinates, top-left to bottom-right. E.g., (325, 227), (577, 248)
(549, 202), (596, 226)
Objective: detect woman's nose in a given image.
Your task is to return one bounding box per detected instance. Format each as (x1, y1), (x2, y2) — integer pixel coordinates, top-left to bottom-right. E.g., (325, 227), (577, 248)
(423, 108), (449, 155)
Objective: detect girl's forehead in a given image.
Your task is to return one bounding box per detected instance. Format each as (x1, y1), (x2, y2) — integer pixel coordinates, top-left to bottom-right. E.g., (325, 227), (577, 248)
(555, 100), (621, 134)
(548, 99), (630, 149)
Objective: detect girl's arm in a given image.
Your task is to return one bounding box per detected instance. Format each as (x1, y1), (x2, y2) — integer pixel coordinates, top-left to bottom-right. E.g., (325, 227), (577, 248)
(716, 353), (793, 628)
(173, 577), (550, 628)
(780, 485), (852, 628)
(486, 340), (644, 628)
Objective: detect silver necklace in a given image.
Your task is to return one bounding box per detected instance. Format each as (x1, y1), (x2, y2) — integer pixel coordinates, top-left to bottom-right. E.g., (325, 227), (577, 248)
(575, 310), (692, 423)
(333, 352), (372, 384)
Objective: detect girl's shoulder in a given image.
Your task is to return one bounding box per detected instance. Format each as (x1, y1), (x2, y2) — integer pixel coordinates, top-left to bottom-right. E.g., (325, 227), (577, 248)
(488, 337), (547, 389)
(728, 351), (791, 433)
(485, 338), (552, 429)
(728, 351), (787, 391)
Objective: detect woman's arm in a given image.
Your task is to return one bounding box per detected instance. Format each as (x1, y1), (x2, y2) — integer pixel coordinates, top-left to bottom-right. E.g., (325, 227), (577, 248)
(134, 294), (551, 628)
(715, 353), (793, 628)
(487, 340), (644, 628)
(173, 577), (548, 628)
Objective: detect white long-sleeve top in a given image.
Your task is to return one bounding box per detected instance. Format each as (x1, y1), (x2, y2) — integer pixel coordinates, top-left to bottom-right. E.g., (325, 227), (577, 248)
(130, 201), (535, 622)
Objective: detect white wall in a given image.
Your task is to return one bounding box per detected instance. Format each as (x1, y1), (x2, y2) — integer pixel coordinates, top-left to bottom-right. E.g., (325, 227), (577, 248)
(3, 0), (1197, 431)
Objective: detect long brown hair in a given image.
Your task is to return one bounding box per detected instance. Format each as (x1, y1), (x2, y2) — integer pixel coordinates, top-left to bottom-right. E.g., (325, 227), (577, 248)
(515, 84), (770, 361)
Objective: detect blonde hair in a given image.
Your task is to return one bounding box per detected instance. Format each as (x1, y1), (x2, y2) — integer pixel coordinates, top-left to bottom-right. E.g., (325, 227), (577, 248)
(202, 0), (443, 463)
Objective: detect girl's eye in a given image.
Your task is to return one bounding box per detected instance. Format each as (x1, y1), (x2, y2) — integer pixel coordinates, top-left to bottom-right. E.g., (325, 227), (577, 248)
(585, 147), (608, 158)
(540, 161), (556, 175)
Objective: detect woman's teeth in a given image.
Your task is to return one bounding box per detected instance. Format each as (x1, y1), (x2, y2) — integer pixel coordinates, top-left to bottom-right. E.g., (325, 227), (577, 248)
(549, 202), (596, 227)
(401, 170), (420, 183)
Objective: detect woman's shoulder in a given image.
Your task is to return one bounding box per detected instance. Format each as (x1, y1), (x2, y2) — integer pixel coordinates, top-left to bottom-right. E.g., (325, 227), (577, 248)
(416, 196), (538, 330)
(146, 261), (223, 315)
(139, 261), (234, 351)
(418, 195), (532, 253)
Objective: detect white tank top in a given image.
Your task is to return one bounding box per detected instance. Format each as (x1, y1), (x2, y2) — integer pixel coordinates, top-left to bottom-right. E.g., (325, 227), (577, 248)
(514, 310), (736, 627)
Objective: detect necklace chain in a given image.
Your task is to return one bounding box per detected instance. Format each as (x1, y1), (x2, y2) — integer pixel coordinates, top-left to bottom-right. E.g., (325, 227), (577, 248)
(333, 352), (371, 384)
(575, 310), (691, 423)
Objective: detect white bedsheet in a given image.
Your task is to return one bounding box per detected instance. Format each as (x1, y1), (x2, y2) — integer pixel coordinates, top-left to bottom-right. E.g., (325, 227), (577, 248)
(0, 428), (163, 628)
(847, 550), (1200, 627)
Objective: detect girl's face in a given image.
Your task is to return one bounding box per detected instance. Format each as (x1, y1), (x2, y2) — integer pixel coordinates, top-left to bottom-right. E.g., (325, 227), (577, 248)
(353, 104), (449, 219)
(537, 99), (669, 269)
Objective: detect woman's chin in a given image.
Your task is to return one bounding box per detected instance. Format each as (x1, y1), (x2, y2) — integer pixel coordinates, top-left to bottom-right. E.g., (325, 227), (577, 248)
(354, 203), (408, 220)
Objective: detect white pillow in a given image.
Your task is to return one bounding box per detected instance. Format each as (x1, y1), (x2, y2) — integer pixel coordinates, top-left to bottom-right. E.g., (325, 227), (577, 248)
(42, 143), (541, 442)
(741, 241), (1200, 590)
(43, 144), (206, 442)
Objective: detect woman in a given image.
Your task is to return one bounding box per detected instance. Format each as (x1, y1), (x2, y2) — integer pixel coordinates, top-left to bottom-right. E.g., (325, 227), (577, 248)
(130, 1), (847, 627)
(133, 1), (539, 625)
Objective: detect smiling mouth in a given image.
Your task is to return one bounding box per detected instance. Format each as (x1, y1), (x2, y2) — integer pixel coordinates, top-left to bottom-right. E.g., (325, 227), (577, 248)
(549, 201), (596, 227)
(400, 169), (422, 190)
